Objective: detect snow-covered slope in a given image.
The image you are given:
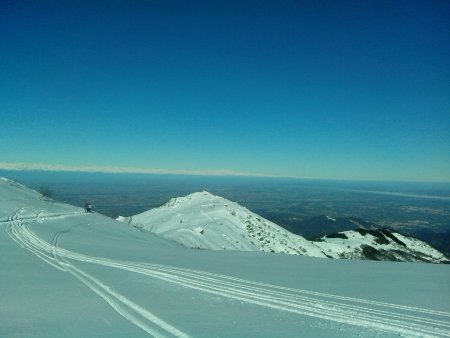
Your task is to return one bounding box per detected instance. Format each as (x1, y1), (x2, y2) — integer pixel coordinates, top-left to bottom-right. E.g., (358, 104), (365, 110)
(2, 178), (450, 337)
(315, 229), (449, 263)
(0, 177), (81, 220)
(119, 191), (328, 257)
(120, 191), (448, 264)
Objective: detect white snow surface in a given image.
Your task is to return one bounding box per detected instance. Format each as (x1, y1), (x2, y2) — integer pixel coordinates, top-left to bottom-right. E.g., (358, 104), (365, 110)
(2, 178), (450, 337)
(316, 230), (449, 263)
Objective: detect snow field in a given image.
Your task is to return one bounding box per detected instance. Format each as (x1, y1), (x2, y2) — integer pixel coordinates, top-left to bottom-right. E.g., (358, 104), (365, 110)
(2, 178), (450, 337)
(5, 210), (450, 337)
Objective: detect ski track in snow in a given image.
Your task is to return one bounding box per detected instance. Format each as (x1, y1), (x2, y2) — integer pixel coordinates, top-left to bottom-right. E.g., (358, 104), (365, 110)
(5, 209), (191, 338)
(4, 210), (450, 338)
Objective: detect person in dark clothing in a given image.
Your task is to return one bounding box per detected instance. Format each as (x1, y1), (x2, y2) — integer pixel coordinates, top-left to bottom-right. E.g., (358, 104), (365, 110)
(85, 201), (91, 213)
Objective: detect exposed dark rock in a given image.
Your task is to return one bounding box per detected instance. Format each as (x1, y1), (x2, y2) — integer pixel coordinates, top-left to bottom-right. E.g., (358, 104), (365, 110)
(325, 232), (348, 240)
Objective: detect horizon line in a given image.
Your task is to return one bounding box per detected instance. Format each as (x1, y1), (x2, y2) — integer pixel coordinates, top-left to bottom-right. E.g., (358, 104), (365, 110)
(0, 162), (449, 184)
(0, 161), (275, 178)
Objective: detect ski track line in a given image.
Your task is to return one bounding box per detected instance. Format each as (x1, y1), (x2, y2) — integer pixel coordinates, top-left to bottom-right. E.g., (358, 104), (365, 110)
(60, 259), (191, 338)
(52, 229), (190, 338)
(102, 262), (450, 337)
(6, 212), (450, 338)
(136, 262), (450, 317)
(133, 263), (450, 328)
(101, 261), (450, 337)
(1, 208), (87, 224)
(5, 212), (191, 338)
(44, 230), (450, 325)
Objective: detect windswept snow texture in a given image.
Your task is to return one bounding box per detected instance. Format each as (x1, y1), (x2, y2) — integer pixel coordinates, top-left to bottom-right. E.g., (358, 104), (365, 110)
(121, 191), (448, 263)
(2, 178), (450, 338)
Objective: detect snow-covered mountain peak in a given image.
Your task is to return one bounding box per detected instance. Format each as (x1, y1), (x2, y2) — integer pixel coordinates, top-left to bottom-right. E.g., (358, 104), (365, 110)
(120, 192), (328, 257)
(160, 191), (226, 208)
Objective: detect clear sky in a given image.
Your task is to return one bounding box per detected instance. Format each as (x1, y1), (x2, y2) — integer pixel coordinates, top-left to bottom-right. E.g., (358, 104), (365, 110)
(1, 0), (449, 182)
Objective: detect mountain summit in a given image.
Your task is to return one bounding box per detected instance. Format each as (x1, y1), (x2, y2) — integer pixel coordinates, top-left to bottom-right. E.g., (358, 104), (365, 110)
(120, 191), (448, 264)
(119, 191), (328, 257)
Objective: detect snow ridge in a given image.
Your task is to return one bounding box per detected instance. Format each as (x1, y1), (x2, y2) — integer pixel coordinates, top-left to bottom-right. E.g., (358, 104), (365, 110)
(124, 191), (327, 257)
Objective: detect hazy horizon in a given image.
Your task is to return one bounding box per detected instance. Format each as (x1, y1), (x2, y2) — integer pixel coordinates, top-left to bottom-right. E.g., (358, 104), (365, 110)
(2, 165), (450, 184)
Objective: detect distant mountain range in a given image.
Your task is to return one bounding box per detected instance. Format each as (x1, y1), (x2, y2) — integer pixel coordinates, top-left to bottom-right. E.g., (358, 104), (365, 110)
(118, 191), (448, 264)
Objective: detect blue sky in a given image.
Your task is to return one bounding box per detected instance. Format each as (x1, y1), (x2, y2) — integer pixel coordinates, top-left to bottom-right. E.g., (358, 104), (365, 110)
(1, 0), (449, 181)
